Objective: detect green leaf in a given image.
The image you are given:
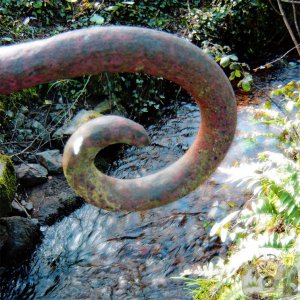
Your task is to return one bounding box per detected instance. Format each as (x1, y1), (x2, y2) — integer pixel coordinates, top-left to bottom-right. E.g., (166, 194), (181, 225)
(229, 62), (240, 70)
(235, 69), (241, 78)
(228, 54), (238, 61)
(106, 5), (119, 11)
(90, 14), (105, 25)
(264, 101), (272, 109)
(33, 1), (43, 8)
(220, 56), (231, 68)
(239, 74), (253, 92)
(229, 71), (235, 81)
(242, 81), (251, 92)
(44, 100), (52, 105)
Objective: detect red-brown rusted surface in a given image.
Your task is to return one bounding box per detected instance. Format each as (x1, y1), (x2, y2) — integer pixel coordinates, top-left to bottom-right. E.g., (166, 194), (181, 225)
(0, 26), (236, 211)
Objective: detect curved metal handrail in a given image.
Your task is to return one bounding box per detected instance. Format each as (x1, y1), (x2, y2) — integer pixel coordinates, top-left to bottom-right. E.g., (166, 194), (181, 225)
(0, 26), (236, 211)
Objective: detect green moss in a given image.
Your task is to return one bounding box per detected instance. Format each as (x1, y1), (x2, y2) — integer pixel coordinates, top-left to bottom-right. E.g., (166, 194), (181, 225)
(0, 87), (38, 112)
(0, 154), (17, 217)
(80, 111), (102, 123)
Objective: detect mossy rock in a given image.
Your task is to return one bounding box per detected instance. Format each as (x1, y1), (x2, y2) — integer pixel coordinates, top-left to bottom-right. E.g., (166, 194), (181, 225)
(0, 155), (17, 217)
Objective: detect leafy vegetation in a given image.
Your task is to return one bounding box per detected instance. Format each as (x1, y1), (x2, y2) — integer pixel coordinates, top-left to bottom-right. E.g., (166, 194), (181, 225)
(180, 81), (300, 299)
(2, 0), (274, 159)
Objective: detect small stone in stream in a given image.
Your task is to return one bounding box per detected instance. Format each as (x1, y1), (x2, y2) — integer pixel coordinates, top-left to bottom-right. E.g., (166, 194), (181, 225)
(0, 216), (41, 267)
(16, 163), (48, 187)
(36, 150), (62, 174)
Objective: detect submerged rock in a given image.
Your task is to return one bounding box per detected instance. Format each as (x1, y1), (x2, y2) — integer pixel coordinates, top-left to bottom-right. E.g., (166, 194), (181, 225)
(0, 216), (41, 267)
(15, 163), (48, 187)
(36, 149), (62, 174)
(0, 155), (17, 217)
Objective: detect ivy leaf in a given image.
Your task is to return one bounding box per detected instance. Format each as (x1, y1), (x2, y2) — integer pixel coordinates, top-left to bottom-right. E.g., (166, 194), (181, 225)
(90, 14), (105, 25)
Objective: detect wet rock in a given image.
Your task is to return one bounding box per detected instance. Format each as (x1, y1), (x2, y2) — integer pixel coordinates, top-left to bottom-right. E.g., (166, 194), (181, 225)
(53, 109), (102, 139)
(0, 155), (17, 217)
(13, 112), (25, 127)
(15, 163), (48, 187)
(0, 223), (8, 249)
(28, 175), (83, 225)
(36, 150), (62, 174)
(0, 216), (41, 267)
(24, 201), (33, 211)
(11, 199), (27, 217)
(31, 120), (48, 139)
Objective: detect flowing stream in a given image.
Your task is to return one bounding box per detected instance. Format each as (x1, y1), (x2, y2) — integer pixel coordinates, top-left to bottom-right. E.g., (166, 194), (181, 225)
(1, 64), (300, 299)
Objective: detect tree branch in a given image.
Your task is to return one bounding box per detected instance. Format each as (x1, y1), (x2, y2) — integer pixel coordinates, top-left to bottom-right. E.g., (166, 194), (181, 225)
(277, 0), (300, 56)
(292, 3), (300, 38)
(253, 44), (300, 72)
(280, 0), (300, 3)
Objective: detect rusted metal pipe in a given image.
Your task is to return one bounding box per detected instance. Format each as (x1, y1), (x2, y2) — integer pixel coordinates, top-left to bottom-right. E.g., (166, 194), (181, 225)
(0, 26), (236, 211)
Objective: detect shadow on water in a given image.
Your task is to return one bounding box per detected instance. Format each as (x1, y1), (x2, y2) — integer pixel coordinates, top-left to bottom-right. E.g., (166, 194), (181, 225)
(1, 63), (300, 299)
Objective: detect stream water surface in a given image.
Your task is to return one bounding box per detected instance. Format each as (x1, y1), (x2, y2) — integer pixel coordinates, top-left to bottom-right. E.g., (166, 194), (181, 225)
(1, 64), (300, 300)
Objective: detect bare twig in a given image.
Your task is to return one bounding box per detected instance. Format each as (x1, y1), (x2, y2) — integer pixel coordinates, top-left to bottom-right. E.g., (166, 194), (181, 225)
(277, 0), (300, 56)
(14, 197), (31, 218)
(253, 44), (300, 71)
(268, 0), (281, 14)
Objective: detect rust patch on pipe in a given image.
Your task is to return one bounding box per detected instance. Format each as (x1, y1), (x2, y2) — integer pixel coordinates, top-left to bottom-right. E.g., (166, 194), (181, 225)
(0, 26), (237, 211)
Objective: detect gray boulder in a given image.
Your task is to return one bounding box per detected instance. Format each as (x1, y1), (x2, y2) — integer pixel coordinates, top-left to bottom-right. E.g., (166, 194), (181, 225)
(0, 216), (41, 267)
(36, 150), (63, 174)
(16, 163), (48, 187)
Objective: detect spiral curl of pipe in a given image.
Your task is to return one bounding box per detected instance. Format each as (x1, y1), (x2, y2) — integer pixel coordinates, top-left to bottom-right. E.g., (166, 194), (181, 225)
(0, 26), (236, 211)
